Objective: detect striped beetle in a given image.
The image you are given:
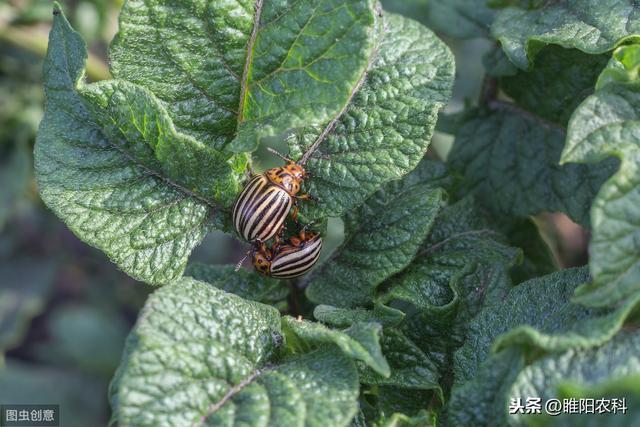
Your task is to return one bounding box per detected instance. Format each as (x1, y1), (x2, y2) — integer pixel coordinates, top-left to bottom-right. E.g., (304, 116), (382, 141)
(252, 229), (322, 279)
(232, 149), (314, 243)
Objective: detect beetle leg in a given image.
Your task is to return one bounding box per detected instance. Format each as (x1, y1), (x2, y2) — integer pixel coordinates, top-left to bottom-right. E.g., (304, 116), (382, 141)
(272, 234), (283, 253)
(291, 202), (300, 223)
(296, 193), (318, 202)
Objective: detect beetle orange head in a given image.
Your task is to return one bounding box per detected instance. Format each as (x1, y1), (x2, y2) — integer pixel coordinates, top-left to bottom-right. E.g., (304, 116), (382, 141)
(252, 250), (272, 276)
(285, 162), (306, 181)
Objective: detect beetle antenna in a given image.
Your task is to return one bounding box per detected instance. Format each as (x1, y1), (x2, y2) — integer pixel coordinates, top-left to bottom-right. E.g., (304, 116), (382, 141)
(234, 249), (251, 272)
(267, 147), (294, 163)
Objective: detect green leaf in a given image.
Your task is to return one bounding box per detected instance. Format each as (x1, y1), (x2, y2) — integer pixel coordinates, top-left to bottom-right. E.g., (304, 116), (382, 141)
(185, 263), (288, 304)
(0, 142), (30, 230)
(497, 218), (556, 284)
(499, 46), (609, 125)
(380, 197), (520, 313)
(111, 0), (378, 154)
(419, 0), (496, 40)
(110, 277), (360, 427)
(305, 186), (444, 308)
(380, 197), (520, 380)
(508, 331), (640, 426)
(371, 387), (436, 427)
(526, 374), (640, 427)
(289, 13), (454, 220)
(448, 108), (616, 227)
(35, 6), (239, 285)
(110, 0), (248, 148)
(448, 331), (640, 427)
(597, 44), (640, 89)
(311, 308), (442, 402)
(78, 80), (242, 207)
(358, 329), (441, 399)
(454, 267), (640, 386)
(313, 304), (405, 328)
(492, 0), (640, 70)
(375, 410), (435, 427)
(232, 0), (378, 152)
(445, 348), (526, 427)
(562, 81), (640, 307)
(0, 258), (56, 355)
(282, 316), (390, 377)
(483, 44), (518, 77)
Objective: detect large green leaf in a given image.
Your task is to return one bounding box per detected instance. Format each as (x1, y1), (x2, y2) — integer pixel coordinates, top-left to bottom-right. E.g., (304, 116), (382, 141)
(499, 46), (608, 125)
(374, 410), (435, 427)
(78, 80), (241, 206)
(370, 387), (436, 427)
(380, 197), (520, 381)
(380, 197), (520, 314)
(454, 267), (640, 386)
(358, 329), (441, 399)
(447, 108), (615, 227)
(111, 0), (377, 153)
(289, 13), (454, 220)
(305, 185), (444, 308)
(110, 0), (249, 148)
(597, 44), (640, 89)
(282, 316), (390, 377)
(110, 277), (361, 427)
(508, 331), (640, 426)
(562, 81), (640, 307)
(526, 374), (640, 427)
(232, 0), (378, 152)
(312, 308), (441, 400)
(496, 218), (556, 284)
(313, 304), (405, 328)
(35, 6), (239, 285)
(448, 328), (640, 426)
(492, 0), (640, 70)
(445, 348), (525, 427)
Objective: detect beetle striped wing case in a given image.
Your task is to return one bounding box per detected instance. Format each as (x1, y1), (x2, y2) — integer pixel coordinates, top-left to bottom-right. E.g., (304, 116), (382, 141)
(232, 174), (293, 242)
(270, 234), (322, 279)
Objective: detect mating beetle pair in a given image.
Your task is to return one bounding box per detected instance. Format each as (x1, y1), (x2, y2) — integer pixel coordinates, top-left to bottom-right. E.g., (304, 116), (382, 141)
(232, 149), (322, 278)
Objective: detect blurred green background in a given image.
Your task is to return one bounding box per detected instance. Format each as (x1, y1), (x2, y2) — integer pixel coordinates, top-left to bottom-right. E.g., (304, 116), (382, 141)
(0, 1), (584, 425)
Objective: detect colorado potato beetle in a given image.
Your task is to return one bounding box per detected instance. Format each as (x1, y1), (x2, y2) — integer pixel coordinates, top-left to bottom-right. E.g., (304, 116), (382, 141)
(232, 149), (313, 243)
(252, 229), (322, 279)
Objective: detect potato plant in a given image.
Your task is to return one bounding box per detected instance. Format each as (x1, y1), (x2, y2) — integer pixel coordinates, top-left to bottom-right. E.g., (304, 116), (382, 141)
(35, 1), (640, 426)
